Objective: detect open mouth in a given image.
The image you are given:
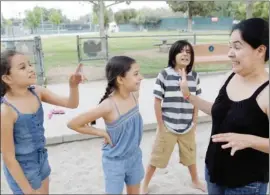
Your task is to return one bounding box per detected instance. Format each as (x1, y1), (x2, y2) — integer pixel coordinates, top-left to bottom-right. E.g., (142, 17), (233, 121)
(181, 58), (189, 62)
(29, 74), (36, 78)
(231, 61), (240, 67)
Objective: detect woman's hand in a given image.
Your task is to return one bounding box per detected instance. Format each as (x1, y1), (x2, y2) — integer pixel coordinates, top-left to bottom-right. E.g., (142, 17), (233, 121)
(212, 133), (253, 156)
(178, 68), (190, 97)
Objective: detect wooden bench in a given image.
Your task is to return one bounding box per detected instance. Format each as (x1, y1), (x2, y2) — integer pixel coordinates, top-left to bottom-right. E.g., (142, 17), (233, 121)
(153, 39), (188, 52)
(153, 39), (173, 52)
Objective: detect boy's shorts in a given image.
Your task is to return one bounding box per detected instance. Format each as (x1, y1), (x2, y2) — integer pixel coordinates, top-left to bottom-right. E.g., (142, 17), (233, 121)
(150, 126), (196, 168)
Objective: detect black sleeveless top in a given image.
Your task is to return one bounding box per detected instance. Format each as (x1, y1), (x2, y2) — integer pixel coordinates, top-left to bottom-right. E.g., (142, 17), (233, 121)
(205, 72), (269, 187)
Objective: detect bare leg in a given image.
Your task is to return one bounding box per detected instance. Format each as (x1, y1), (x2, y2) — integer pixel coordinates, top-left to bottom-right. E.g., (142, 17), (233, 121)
(141, 164), (157, 194)
(37, 177), (50, 194)
(126, 184), (140, 194)
(188, 164), (206, 192)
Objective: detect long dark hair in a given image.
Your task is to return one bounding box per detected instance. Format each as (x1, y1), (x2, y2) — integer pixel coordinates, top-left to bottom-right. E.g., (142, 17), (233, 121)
(0, 50), (21, 98)
(168, 40), (194, 74)
(91, 56), (136, 125)
(231, 18), (269, 62)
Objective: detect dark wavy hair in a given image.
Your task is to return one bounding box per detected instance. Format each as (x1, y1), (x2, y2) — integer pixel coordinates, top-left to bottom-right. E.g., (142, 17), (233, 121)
(91, 56), (136, 125)
(168, 40), (194, 74)
(0, 50), (21, 98)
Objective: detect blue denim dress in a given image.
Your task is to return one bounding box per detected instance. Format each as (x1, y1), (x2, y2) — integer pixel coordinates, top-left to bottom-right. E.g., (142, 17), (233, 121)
(1, 86), (51, 194)
(102, 94), (145, 194)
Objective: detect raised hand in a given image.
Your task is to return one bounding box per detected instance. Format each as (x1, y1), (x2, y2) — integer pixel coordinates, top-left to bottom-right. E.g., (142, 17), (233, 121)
(178, 68), (190, 98)
(69, 63), (87, 87)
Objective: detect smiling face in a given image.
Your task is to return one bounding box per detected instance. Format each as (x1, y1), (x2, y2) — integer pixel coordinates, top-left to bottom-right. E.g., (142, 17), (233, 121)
(1, 53), (37, 89)
(228, 30), (267, 75)
(118, 62), (143, 92)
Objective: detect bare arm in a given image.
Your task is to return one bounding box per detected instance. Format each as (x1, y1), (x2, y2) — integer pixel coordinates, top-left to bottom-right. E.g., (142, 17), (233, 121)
(188, 95), (213, 116)
(36, 64), (83, 109)
(249, 136), (269, 153)
(38, 85), (79, 109)
(192, 107), (199, 124)
(180, 70), (235, 116)
(1, 105), (35, 194)
(67, 99), (112, 137)
(154, 98), (164, 127)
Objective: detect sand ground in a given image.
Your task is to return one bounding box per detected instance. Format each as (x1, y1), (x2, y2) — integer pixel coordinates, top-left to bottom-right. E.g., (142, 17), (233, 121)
(1, 123), (212, 194)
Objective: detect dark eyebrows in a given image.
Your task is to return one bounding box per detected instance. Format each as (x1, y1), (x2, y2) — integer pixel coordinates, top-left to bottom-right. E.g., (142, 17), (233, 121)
(229, 41), (243, 45)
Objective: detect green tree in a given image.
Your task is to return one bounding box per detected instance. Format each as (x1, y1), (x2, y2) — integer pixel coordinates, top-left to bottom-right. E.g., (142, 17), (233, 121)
(24, 7), (43, 33)
(49, 10), (62, 33)
(92, 3), (113, 27)
(167, 1), (216, 31)
(211, 2), (233, 17)
(115, 9), (137, 24)
(231, 2), (246, 20)
(253, 2), (269, 21)
(130, 13), (145, 31)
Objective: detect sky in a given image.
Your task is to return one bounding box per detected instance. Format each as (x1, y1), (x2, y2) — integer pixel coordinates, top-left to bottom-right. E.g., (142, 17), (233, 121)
(1, 1), (169, 20)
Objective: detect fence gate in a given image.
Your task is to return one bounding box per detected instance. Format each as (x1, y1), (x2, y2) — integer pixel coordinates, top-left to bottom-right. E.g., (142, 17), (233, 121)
(1, 36), (46, 86)
(76, 35), (108, 63)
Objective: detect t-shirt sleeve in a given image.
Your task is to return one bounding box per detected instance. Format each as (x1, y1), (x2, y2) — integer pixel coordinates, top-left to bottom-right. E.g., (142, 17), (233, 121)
(196, 74), (202, 96)
(153, 71), (166, 100)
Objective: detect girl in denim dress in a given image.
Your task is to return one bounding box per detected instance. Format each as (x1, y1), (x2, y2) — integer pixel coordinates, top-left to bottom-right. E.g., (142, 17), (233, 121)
(68, 56), (145, 194)
(1, 50), (83, 194)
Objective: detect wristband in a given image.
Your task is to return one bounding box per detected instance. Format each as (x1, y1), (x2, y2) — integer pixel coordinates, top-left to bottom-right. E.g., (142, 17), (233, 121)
(184, 92), (191, 100)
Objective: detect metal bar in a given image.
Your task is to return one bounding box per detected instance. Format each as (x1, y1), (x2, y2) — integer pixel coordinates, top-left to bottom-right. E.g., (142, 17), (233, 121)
(78, 36), (105, 39)
(76, 35), (81, 63)
(79, 58), (107, 61)
(107, 34), (229, 39)
(105, 35), (109, 61)
(1, 39), (36, 42)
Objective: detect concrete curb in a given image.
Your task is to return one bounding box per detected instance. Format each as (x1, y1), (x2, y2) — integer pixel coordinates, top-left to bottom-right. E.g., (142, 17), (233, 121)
(45, 115), (212, 146)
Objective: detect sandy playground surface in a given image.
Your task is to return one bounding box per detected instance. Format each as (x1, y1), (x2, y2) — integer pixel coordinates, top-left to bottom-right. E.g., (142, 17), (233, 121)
(1, 123), (212, 194)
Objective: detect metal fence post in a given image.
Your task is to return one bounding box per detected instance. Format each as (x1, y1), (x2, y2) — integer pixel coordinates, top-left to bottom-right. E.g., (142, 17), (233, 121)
(76, 35), (81, 63)
(105, 34), (109, 61)
(33, 36), (45, 86)
(193, 33), (196, 45)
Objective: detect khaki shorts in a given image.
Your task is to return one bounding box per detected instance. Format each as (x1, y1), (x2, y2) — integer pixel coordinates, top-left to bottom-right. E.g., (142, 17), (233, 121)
(150, 126), (196, 168)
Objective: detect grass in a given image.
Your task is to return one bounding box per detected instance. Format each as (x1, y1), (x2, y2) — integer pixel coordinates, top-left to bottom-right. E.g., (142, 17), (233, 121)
(41, 30), (231, 75)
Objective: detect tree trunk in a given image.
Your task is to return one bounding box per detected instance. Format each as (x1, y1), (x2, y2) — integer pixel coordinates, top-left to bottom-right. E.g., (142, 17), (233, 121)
(57, 25), (60, 34)
(187, 2), (192, 32)
(246, 0), (253, 19)
(99, 1), (107, 57)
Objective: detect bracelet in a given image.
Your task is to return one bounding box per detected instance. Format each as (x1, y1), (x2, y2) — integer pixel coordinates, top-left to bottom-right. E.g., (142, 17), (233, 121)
(184, 92), (191, 100)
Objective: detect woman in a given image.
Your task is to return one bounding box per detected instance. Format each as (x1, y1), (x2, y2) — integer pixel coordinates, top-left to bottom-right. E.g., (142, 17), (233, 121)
(179, 17), (269, 195)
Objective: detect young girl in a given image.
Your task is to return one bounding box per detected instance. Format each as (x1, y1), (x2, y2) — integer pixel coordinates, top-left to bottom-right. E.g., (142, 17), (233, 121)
(141, 40), (205, 194)
(67, 56), (144, 194)
(1, 50), (83, 194)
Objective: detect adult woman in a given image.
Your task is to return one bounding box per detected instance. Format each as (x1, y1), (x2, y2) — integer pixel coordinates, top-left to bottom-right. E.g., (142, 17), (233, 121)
(179, 17), (269, 195)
